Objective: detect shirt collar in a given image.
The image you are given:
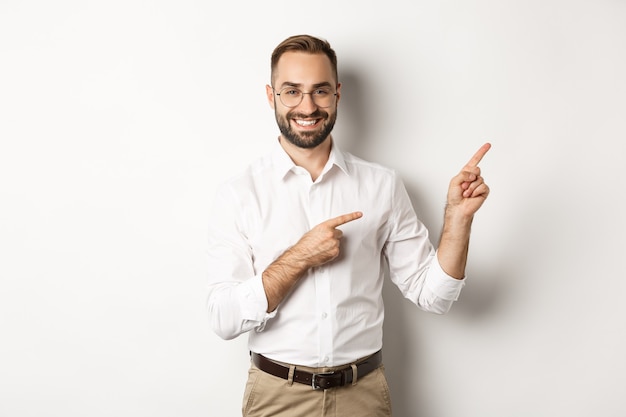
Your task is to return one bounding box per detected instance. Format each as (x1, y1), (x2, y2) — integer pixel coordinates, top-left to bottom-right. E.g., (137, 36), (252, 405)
(271, 137), (350, 181)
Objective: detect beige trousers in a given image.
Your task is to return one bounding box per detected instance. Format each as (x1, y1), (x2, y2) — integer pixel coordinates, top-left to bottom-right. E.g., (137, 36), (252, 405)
(242, 359), (393, 417)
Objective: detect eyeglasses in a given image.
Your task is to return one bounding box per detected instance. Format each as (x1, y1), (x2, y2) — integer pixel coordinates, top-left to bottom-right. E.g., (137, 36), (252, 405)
(273, 86), (337, 108)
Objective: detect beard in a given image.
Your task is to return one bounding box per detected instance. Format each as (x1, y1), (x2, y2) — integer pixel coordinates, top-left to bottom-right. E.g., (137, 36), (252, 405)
(275, 107), (337, 149)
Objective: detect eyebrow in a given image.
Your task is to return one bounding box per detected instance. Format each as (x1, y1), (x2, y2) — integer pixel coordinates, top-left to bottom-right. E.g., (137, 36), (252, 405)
(278, 81), (334, 89)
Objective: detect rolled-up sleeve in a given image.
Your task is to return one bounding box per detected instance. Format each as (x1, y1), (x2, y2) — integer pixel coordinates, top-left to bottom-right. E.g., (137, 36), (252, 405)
(207, 274), (276, 340)
(206, 184), (276, 340)
(385, 173), (466, 315)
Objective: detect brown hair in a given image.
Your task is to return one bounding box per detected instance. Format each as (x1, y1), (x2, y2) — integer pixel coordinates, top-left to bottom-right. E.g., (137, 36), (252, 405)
(270, 34), (338, 85)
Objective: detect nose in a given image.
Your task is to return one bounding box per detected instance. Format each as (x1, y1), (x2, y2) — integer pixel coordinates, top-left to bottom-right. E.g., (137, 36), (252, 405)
(296, 92), (318, 113)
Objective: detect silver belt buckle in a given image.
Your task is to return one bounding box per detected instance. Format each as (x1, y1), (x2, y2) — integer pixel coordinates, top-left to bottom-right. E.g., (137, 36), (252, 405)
(311, 372), (334, 390)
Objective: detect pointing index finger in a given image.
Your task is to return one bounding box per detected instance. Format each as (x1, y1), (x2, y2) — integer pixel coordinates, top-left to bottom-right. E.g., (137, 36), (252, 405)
(324, 211), (363, 228)
(465, 142), (492, 168)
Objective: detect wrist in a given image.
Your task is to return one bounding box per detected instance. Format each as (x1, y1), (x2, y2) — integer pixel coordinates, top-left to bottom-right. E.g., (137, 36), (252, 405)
(444, 204), (474, 227)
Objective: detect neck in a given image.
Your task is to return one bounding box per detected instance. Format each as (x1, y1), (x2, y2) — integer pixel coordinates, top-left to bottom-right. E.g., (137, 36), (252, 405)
(279, 136), (332, 182)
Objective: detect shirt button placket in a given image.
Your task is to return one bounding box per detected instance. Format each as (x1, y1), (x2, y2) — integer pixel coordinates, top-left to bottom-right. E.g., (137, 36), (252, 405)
(309, 183), (333, 365)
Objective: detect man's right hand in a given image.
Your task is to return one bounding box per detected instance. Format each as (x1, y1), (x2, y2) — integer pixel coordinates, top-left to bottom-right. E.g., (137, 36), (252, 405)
(293, 211), (363, 268)
(262, 211), (363, 312)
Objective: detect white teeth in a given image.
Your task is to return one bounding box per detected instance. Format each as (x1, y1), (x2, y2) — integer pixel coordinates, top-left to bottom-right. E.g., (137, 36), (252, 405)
(296, 119), (316, 126)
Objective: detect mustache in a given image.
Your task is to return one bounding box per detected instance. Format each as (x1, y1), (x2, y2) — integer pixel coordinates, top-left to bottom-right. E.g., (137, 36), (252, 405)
(287, 109), (328, 119)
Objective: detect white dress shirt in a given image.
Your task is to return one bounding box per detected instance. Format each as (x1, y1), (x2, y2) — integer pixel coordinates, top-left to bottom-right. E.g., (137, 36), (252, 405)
(206, 139), (465, 367)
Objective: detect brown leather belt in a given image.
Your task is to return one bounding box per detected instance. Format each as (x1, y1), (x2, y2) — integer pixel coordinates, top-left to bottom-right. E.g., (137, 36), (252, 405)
(250, 350), (382, 390)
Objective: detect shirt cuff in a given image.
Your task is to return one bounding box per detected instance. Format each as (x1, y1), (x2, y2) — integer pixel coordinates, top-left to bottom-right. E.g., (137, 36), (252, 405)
(426, 256), (466, 301)
(235, 274), (277, 327)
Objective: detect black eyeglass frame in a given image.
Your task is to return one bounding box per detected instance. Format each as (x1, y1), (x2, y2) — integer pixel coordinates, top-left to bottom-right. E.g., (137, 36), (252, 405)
(272, 86), (338, 108)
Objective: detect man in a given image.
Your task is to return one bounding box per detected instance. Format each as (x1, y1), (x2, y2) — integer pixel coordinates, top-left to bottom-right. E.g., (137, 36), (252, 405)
(206, 34), (490, 417)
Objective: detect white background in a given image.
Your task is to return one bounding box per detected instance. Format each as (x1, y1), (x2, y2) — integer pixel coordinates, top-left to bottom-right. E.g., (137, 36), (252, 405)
(1, 1), (625, 416)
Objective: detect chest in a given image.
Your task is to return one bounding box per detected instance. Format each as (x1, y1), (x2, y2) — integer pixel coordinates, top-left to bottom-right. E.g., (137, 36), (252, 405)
(242, 173), (392, 270)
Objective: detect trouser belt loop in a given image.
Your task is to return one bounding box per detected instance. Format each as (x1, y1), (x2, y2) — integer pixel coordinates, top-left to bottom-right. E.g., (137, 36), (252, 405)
(287, 365), (295, 386)
(350, 363), (358, 386)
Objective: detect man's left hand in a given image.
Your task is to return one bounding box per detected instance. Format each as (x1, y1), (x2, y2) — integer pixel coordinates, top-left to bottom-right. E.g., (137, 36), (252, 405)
(446, 142), (491, 218)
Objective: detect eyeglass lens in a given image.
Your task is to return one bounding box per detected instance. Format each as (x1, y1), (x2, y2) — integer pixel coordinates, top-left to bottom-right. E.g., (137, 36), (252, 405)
(277, 88), (336, 108)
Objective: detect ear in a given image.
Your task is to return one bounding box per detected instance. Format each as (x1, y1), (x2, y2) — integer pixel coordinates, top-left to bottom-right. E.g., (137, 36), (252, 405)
(335, 82), (342, 105)
(266, 84), (275, 109)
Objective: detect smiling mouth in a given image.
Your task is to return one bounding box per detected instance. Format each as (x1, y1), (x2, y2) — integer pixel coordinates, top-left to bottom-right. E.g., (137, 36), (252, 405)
(294, 119), (320, 127)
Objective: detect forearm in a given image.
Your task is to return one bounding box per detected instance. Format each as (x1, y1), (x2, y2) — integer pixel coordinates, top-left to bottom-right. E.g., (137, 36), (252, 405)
(436, 206), (473, 279)
(437, 142), (490, 278)
(262, 246), (310, 312)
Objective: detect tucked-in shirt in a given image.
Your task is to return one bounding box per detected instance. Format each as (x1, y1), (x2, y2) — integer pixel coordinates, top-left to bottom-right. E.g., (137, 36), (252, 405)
(206, 139), (465, 367)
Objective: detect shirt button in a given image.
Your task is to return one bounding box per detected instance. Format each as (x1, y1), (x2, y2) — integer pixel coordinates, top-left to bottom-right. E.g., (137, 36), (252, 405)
(321, 312), (327, 319)
(323, 356), (329, 363)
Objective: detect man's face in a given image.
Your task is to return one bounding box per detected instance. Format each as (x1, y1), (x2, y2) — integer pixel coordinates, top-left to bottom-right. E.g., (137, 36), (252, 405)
(267, 52), (341, 149)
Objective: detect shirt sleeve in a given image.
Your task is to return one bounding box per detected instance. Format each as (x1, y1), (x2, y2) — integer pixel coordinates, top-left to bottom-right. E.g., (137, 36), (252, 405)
(384, 172), (466, 314)
(205, 183), (276, 340)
